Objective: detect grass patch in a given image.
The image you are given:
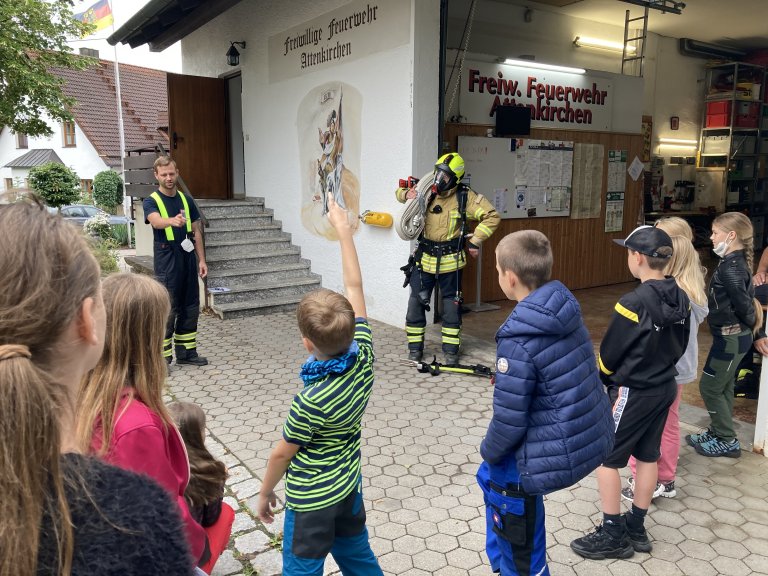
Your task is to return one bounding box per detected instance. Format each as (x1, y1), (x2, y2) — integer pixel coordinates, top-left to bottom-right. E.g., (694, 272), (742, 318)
(269, 532), (283, 552)
(111, 223), (132, 247)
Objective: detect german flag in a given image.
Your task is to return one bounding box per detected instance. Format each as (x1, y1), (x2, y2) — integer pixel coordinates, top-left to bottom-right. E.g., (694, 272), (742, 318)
(75, 0), (113, 35)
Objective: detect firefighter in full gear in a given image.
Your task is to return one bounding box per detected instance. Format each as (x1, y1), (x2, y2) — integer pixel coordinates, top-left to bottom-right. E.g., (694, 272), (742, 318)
(143, 156), (208, 366)
(396, 153), (500, 365)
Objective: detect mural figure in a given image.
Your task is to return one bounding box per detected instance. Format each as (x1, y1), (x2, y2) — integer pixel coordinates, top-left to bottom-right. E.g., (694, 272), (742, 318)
(299, 83), (360, 239)
(316, 95), (345, 213)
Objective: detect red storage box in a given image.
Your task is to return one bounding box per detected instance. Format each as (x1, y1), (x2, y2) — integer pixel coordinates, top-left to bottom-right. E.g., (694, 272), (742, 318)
(734, 101), (760, 127)
(705, 101), (759, 128)
(706, 113), (730, 127)
(734, 114), (759, 128)
(707, 100), (732, 115)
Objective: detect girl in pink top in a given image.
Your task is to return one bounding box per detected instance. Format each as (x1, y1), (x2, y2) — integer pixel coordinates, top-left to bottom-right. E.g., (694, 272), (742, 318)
(77, 273), (209, 567)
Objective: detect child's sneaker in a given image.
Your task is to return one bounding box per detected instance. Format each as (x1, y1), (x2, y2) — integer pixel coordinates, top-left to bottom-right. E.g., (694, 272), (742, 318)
(570, 522), (634, 560)
(620, 483), (635, 502)
(620, 477), (669, 501)
(694, 436), (741, 458)
(623, 512), (652, 553)
(686, 428), (714, 447)
(657, 481), (676, 498)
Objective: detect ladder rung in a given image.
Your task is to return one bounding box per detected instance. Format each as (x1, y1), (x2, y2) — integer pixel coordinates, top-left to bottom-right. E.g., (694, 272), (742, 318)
(626, 16), (647, 23)
(626, 35), (645, 42)
(622, 56), (644, 62)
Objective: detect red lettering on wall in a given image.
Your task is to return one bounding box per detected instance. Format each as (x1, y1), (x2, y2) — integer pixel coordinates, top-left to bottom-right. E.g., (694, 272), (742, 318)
(473, 70), (608, 126)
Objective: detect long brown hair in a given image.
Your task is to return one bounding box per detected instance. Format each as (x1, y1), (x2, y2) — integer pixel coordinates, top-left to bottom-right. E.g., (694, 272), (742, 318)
(168, 402), (228, 507)
(0, 196), (101, 576)
(77, 273), (174, 454)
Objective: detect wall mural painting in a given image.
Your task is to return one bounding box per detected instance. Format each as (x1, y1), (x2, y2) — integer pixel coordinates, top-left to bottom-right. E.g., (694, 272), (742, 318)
(299, 82), (361, 239)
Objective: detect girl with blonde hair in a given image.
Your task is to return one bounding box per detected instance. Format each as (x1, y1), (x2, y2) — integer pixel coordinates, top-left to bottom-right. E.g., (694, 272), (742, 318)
(686, 212), (762, 457)
(77, 273), (209, 567)
(623, 218), (708, 499)
(0, 197), (191, 576)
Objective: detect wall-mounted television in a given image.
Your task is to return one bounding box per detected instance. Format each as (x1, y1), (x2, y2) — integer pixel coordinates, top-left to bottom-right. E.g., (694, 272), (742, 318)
(495, 105), (531, 136)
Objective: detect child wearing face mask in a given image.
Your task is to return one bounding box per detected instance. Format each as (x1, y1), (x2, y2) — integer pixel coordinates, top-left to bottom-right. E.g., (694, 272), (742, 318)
(686, 212), (763, 458)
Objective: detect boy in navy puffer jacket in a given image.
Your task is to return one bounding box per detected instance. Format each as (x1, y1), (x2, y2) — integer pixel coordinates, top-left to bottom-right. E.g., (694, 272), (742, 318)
(478, 230), (614, 576)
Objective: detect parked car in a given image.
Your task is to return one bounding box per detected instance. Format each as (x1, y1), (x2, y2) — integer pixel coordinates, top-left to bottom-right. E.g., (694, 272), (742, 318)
(47, 204), (131, 226)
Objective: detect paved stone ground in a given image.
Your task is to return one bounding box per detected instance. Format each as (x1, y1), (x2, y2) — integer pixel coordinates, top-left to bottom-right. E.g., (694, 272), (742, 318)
(166, 311), (768, 576)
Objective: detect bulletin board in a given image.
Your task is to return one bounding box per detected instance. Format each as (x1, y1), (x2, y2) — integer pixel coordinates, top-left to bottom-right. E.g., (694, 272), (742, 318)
(458, 136), (573, 219)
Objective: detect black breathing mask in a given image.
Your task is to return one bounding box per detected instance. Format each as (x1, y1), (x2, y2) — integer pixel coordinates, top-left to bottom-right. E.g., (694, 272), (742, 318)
(434, 168), (456, 194)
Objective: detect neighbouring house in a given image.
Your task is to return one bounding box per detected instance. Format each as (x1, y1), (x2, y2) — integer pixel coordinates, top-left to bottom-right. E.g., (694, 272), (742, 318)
(0, 52), (167, 201)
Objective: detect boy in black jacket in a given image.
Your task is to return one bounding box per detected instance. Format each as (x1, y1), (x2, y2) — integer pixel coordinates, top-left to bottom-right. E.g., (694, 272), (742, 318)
(571, 225), (690, 560)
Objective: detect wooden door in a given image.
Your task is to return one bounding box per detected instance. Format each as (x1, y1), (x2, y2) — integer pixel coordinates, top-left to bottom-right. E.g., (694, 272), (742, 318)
(168, 73), (230, 199)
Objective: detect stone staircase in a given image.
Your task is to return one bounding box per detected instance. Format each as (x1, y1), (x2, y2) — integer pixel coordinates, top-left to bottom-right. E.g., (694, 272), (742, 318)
(198, 198), (322, 319)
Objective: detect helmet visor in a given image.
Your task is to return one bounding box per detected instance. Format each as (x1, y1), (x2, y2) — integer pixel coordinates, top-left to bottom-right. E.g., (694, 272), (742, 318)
(434, 169), (455, 193)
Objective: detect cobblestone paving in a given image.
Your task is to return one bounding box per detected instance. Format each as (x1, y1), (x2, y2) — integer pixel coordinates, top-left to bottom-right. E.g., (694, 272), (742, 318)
(166, 312), (768, 576)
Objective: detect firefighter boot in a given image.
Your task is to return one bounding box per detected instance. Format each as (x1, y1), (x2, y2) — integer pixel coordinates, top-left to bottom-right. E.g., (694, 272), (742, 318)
(174, 332), (208, 366)
(175, 346), (208, 366)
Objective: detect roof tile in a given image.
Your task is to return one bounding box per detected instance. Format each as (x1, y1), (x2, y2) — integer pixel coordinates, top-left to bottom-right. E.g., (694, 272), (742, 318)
(53, 58), (167, 167)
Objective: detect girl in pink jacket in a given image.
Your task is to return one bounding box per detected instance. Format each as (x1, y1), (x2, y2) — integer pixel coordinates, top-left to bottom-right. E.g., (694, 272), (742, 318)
(77, 273), (209, 567)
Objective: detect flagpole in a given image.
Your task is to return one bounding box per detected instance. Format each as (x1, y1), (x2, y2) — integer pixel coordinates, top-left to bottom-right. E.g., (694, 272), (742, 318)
(108, 0), (131, 249)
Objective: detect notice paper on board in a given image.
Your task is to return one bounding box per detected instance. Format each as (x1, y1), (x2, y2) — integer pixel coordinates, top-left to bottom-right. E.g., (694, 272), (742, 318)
(628, 156), (644, 181)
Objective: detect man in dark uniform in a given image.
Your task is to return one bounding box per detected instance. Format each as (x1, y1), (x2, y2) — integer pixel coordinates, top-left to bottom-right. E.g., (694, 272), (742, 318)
(143, 156), (208, 366)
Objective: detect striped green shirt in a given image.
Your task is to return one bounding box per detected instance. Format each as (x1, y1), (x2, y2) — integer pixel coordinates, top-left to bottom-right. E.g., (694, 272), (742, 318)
(283, 319), (374, 511)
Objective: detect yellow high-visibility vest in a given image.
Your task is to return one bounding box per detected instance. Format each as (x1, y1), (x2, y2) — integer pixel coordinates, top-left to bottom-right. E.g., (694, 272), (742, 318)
(150, 191), (192, 241)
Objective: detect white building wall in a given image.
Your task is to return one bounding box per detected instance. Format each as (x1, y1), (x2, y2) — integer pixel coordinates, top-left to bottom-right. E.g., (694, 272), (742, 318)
(181, 0), (438, 327)
(648, 36), (706, 187)
(0, 129), (22, 190)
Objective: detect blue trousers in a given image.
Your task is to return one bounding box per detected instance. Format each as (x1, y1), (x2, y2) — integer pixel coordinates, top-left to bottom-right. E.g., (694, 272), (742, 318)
(282, 483), (383, 576)
(477, 461), (549, 576)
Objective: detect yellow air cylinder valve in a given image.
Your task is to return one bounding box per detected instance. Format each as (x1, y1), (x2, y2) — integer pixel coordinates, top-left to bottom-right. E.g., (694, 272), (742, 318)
(360, 210), (393, 228)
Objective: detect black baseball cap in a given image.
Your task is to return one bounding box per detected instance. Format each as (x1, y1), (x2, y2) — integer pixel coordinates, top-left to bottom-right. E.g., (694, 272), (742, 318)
(613, 225), (673, 259)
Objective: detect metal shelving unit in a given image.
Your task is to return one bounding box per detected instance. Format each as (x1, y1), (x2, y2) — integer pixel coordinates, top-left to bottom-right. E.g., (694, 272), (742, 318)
(699, 61), (767, 244)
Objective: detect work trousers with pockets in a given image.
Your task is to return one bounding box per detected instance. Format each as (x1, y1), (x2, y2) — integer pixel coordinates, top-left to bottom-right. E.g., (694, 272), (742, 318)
(477, 461), (549, 576)
(154, 241), (200, 360)
(405, 267), (463, 355)
(700, 330), (752, 441)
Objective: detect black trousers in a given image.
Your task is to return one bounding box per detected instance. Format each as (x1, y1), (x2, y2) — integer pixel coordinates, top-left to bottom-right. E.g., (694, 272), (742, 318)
(154, 242), (200, 358)
(405, 267), (463, 355)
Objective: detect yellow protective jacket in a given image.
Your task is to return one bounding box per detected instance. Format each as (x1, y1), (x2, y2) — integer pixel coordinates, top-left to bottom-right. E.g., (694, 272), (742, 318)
(396, 184), (500, 274)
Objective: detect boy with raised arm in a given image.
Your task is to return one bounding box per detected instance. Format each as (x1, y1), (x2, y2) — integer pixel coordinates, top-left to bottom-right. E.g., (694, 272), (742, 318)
(256, 195), (383, 575)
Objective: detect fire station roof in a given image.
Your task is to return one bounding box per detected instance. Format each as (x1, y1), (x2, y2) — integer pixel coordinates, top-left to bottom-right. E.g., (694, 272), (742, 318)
(107, 0), (246, 52)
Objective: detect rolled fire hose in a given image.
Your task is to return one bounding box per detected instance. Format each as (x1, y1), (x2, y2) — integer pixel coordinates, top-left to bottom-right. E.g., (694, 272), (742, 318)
(395, 172), (435, 241)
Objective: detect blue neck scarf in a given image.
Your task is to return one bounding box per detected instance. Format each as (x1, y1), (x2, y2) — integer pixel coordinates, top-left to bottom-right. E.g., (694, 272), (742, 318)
(299, 341), (359, 387)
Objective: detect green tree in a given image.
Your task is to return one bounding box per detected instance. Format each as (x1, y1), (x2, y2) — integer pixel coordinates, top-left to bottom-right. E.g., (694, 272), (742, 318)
(0, 1), (93, 137)
(28, 162), (80, 208)
(93, 170), (124, 211)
